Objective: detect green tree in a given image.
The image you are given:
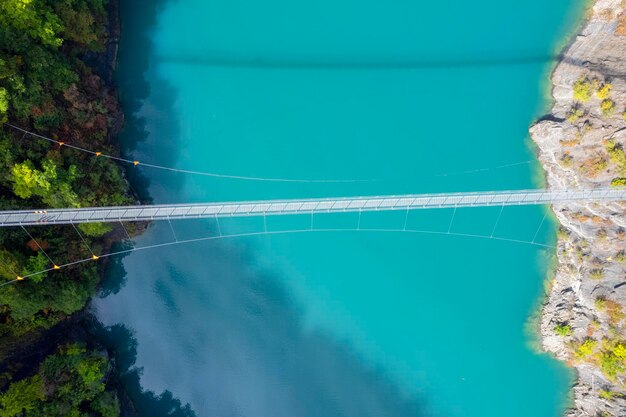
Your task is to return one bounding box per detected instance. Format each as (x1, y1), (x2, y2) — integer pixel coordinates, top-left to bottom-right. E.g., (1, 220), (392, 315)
(0, 138), (15, 178)
(79, 222), (112, 237)
(43, 180), (80, 208)
(40, 344), (108, 408)
(0, 285), (47, 321)
(10, 160), (52, 199)
(76, 356), (107, 395)
(91, 391), (120, 417)
(0, 0), (63, 47)
(0, 0), (132, 393)
(0, 58), (16, 79)
(54, 0), (106, 51)
(21, 252), (49, 283)
(0, 346), (119, 417)
(0, 249), (20, 281)
(10, 159), (80, 207)
(47, 281), (94, 315)
(0, 87), (8, 123)
(0, 375), (44, 417)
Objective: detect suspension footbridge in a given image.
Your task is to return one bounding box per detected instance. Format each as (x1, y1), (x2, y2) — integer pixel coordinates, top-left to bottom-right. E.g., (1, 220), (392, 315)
(2, 124), (626, 285)
(1, 187), (624, 227)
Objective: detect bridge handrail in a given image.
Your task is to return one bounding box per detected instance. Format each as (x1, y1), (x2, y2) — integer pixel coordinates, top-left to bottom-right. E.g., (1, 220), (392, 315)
(2, 187), (623, 215)
(1, 187), (624, 227)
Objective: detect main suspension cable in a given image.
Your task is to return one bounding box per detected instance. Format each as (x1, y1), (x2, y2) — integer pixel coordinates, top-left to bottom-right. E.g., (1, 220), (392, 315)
(0, 226), (555, 288)
(6, 123), (533, 184)
(5, 124), (373, 183)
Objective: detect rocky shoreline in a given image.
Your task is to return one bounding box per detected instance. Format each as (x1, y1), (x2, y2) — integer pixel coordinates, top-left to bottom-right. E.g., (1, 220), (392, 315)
(532, 0), (626, 415)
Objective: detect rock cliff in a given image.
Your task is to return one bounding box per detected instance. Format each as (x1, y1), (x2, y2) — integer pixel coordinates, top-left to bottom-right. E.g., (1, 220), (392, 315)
(532, 1), (626, 415)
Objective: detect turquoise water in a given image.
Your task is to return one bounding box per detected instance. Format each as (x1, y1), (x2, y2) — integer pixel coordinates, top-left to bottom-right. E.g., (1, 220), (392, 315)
(94, 1), (586, 416)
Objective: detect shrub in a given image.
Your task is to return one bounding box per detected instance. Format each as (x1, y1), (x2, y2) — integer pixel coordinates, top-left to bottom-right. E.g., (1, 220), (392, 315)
(578, 154), (608, 177)
(596, 83), (612, 99)
(601, 98), (616, 116)
(605, 140), (626, 174)
(574, 338), (597, 359)
(618, 12), (626, 35)
(599, 390), (615, 400)
(614, 343), (626, 359)
(559, 154), (574, 168)
(582, 120), (593, 133)
(616, 251), (626, 263)
(589, 269), (604, 280)
(599, 351), (625, 380)
(554, 323), (573, 336)
(557, 227), (570, 240)
(567, 106), (584, 123)
(573, 76), (592, 102)
(595, 297), (626, 325)
(560, 138), (580, 147)
(611, 177), (626, 187)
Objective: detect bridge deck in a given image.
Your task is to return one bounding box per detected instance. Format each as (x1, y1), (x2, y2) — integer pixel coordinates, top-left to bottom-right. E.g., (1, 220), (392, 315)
(1, 188), (624, 227)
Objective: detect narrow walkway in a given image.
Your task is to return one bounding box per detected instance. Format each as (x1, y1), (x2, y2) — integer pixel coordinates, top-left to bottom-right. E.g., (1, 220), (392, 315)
(1, 187), (624, 227)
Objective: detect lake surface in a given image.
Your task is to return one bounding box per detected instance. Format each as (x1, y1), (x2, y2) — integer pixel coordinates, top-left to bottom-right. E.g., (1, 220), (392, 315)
(94, 1), (585, 416)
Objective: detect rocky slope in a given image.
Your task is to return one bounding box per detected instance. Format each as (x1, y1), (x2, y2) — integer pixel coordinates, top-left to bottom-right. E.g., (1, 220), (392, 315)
(531, 1), (626, 416)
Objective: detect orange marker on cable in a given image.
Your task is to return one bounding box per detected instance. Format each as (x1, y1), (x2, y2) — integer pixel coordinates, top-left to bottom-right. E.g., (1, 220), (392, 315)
(133, 161), (140, 166)
(92, 255), (99, 260)
(95, 152), (102, 157)
(59, 142), (65, 147)
(16, 276), (24, 281)
(53, 265), (61, 270)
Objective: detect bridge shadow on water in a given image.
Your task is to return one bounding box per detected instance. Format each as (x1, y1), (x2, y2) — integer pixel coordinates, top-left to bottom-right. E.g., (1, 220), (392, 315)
(94, 232), (436, 417)
(153, 52), (626, 80)
(155, 53), (561, 70)
(115, 0), (184, 203)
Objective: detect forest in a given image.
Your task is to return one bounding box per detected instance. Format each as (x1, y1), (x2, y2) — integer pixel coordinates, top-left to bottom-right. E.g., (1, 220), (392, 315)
(0, 1), (134, 415)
